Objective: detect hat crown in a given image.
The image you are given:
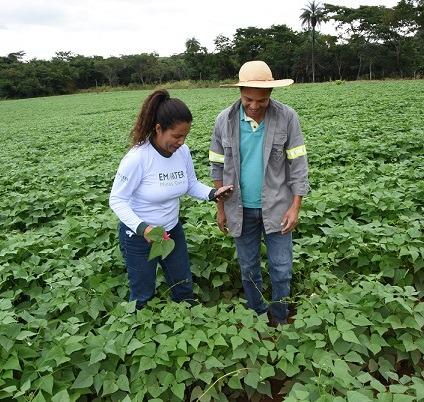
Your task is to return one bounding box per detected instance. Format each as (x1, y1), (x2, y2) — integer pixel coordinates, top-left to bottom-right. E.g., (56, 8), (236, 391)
(239, 61), (273, 82)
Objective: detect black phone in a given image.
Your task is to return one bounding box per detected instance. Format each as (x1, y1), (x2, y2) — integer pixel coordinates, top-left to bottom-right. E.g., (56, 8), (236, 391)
(212, 187), (233, 200)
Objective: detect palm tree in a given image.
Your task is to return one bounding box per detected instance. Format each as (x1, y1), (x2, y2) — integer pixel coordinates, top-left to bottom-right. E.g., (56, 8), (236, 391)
(300, 1), (325, 82)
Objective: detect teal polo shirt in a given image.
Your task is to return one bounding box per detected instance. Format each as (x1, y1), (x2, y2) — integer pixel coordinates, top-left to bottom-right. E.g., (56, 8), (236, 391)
(239, 105), (265, 208)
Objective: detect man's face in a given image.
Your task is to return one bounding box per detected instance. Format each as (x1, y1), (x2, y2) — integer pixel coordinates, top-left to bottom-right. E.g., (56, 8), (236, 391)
(240, 87), (272, 121)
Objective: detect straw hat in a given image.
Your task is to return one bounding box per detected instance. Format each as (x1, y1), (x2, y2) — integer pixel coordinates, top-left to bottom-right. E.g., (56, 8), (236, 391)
(221, 60), (293, 88)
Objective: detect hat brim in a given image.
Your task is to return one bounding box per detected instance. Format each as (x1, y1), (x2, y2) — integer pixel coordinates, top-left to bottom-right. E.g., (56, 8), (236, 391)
(220, 79), (294, 88)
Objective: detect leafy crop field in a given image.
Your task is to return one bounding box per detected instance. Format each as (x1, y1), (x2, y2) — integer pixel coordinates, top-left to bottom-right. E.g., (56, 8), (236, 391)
(1, 81), (423, 402)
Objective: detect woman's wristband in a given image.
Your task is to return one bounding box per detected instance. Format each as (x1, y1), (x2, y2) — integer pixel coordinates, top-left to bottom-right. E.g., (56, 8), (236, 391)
(136, 222), (149, 236)
(208, 189), (217, 202)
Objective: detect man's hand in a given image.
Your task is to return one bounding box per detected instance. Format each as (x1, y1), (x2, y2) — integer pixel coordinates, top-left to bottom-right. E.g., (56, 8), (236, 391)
(213, 180), (229, 233)
(217, 208), (228, 233)
(281, 196), (302, 234)
(213, 185), (234, 201)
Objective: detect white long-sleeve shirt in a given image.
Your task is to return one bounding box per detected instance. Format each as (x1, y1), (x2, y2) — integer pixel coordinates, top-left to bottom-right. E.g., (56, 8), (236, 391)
(110, 142), (212, 232)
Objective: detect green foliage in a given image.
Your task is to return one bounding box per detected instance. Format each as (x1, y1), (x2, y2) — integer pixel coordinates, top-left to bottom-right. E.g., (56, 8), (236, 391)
(0, 82), (423, 400)
(2, 1), (424, 99)
(145, 227), (175, 261)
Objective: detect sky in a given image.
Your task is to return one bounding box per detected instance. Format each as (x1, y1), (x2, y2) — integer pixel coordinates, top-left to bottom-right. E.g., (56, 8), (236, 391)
(0, 0), (399, 61)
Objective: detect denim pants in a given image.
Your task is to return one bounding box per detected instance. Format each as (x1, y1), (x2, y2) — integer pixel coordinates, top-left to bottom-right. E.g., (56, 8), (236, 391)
(234, 208), (293, 322)
(118, 221), (194, 309)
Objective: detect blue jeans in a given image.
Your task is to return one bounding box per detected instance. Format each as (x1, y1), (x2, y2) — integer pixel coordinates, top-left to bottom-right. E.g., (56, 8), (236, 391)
(234, 208), (293, 323)
(118, 221), (194, 309)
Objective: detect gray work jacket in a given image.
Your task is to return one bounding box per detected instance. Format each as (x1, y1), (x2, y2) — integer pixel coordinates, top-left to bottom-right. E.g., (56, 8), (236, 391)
(209, 99), (310, 237)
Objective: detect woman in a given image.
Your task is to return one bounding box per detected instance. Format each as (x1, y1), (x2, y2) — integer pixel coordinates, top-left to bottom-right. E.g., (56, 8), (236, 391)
(110, 89), (233, 309)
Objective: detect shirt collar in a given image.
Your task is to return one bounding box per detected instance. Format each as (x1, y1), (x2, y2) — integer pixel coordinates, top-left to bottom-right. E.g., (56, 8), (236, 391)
(240, 105), (261, 132)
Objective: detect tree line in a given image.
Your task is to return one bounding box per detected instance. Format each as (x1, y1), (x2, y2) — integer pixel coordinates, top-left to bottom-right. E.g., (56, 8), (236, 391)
(0, 0), (423, 99)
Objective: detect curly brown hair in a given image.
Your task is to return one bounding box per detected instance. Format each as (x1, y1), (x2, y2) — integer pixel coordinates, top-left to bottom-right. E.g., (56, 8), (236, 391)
(130, 89), (192, 146)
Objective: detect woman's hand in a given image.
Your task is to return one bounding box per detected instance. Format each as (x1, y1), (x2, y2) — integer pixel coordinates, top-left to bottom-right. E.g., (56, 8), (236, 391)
(143, 225), (155, 242)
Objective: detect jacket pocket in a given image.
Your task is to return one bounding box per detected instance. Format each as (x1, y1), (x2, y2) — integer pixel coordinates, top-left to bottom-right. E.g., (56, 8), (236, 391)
(271, 132), (287, 162)
(272, 131), (288, 146)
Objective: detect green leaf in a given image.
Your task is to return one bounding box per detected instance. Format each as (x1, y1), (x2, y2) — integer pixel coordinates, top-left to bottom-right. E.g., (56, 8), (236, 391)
(412, 377), (424, 400)
(333, 359), (353, 386)
(328, 327), (340, 345)
(157, 371), (174, 388)
(257, 380), (272, 398)
(145, 226), (164, 242)
(190, 360), (202, 377)
(187, 338), (200, 350)
(90, 348), (106, 364)
(146, 227), (175, 260)
(342, 330), (361, 344)
(0, 299), (12, 310)
(171, 383), (185, 400)
(175, 368), (191, 383)
(390, 384), (408, 394)
(336, 319), (354, 332)
(2, 385), (17, 394)
(347, 390), (372, 402)
(161, 238), (175, 259)
(214, 334), (228, 347)
(127, 338), (144, 353)
(16, 330), (37, 340)
(156, 323), (172, 333)
(148, 241), (162, 261)
(293, 390), (310, 400)
(344, 351), (364, 363)
(370, 379), (386, 392)
(228, 374), (243, 390)
(244, 371), (260, 389)
(357, 372), (373, 384)
(3, 355), (20, 370)
(305, 316), (322, 327)
(260, 363), (275, 380)
(138, 356), (157, 371)
(230, 335), (243, 350)
(205, 356), (224, 369)
(32, 392), (46, 402)
(51, 390), (70, 402)
(117, 374), (130, 392)
(37, 375), (53, 395)
(198, 371), (213, 384)
(393, 395), (415, 402)
(102, 379), (119, 396)
(72, 372), (94, 389)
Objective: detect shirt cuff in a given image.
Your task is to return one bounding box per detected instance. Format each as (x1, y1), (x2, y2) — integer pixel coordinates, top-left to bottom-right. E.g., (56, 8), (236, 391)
(291, 183), (311, 196)
(136, 221), (149, 236)
(208, 188), (217, 202)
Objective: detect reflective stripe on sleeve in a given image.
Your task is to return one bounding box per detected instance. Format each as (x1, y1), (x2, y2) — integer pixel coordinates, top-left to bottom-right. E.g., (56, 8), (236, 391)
(209, 150), (224, 163)
(286, 145), (307, 160)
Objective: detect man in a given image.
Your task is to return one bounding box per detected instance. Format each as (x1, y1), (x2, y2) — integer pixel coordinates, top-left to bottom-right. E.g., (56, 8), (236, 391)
(209, 60), (309, 324)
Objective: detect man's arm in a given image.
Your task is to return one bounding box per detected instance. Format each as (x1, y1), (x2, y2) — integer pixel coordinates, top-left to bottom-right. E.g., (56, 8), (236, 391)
(213, 179), (228, 233)
(209, 116), (228, 233)
(282, 109), (310, 233)
(285, 110), (309, 196)
(281, 195), (302, 233)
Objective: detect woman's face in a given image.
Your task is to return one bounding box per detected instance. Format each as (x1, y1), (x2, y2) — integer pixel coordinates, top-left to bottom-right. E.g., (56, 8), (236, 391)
(155, 121), (191, 154)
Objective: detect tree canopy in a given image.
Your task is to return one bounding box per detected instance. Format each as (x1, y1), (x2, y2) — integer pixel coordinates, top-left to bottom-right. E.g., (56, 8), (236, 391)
(1, 0), (423, 99)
